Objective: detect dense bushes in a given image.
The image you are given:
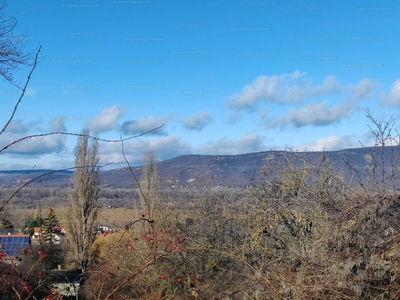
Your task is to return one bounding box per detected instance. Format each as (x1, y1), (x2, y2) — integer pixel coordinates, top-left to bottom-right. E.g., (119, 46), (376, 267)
(78, 150), (400, 299)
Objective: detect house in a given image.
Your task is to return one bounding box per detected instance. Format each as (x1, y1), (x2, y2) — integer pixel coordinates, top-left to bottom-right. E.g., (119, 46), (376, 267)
(32, 227), (41, 240)
(0, 234), (31, 261)
(31, 226), (65, 244)
(99, 225), (109, 232)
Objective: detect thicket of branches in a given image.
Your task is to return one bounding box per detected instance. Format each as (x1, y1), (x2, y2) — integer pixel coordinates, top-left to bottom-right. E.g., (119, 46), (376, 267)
(78, 129), (400, 299)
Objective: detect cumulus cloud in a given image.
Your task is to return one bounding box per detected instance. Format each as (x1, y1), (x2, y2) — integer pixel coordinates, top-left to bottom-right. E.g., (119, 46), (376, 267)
(267, 101), (353, 128)
(196, 133), (265, 155)
(381, 79), (400, 106)
(183, 111), (213, 130)
(228, 71), (340, 108)
(0, 117), (68, 157)
(0, 133), (66, 157)
(86, 105), (126, 133)
(120, 115), (169, 136)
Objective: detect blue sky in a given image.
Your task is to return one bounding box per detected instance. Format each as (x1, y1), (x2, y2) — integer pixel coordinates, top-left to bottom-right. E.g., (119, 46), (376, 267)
(0, 0), (399, 170)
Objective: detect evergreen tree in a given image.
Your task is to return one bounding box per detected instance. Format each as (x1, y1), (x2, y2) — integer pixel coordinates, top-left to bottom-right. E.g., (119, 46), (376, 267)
(41, 206), (59, 242)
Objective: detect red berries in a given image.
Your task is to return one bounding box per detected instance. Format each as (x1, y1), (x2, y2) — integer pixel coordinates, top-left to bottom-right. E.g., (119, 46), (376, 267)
(37, 250), (47, 259)
(171, 244), (177, 250)
(141, 211), (147, 217)
(39, 271), (43, 277)
(128, 244), (134, 251)
(179, 237), (186, 243)
(23, 285), (30, 292)
(103, 232), (107, 236)
(177, 278), (182, 282)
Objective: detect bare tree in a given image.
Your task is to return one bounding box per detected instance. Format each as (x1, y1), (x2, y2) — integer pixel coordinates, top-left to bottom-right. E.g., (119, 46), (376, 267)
(0, 0), (33, 87)
(139, 148), (160, 217)
(365, 108), (400, 193)
(66, 129), (101, 273)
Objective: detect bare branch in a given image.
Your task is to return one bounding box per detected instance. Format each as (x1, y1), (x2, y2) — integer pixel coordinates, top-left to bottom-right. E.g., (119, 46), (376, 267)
(0, 162), (112, 212)
(0, 0), (34, 87)
(120, 137), (148, 209)
(0, 125), (164, 153)
(0, 45), (41, 136)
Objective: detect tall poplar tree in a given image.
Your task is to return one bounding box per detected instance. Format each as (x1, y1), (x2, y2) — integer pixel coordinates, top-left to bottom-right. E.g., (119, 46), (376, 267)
(66, 129), (100, 273)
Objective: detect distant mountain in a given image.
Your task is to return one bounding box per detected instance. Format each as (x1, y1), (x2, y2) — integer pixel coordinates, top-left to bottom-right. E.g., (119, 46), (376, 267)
(0, 147), (395, 189)
(0, 169), (73, 188)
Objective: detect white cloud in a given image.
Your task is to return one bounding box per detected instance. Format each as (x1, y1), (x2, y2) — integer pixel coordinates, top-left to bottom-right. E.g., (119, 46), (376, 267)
(0, 118), (68, 157)
(267, 101), (353, 128)
(183, 111), (213, 130)
(228, 71), (340, 109)
(120, 115), (169, 136)
(86, 105), (126, 133)
(381, 79), (400, 106)
(196, 133), (265, 155)
(0, 133), (66, 156)
(351, 78), (376, 99)
(298, 135), (360, 151)
(227, 73), (379, 128)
